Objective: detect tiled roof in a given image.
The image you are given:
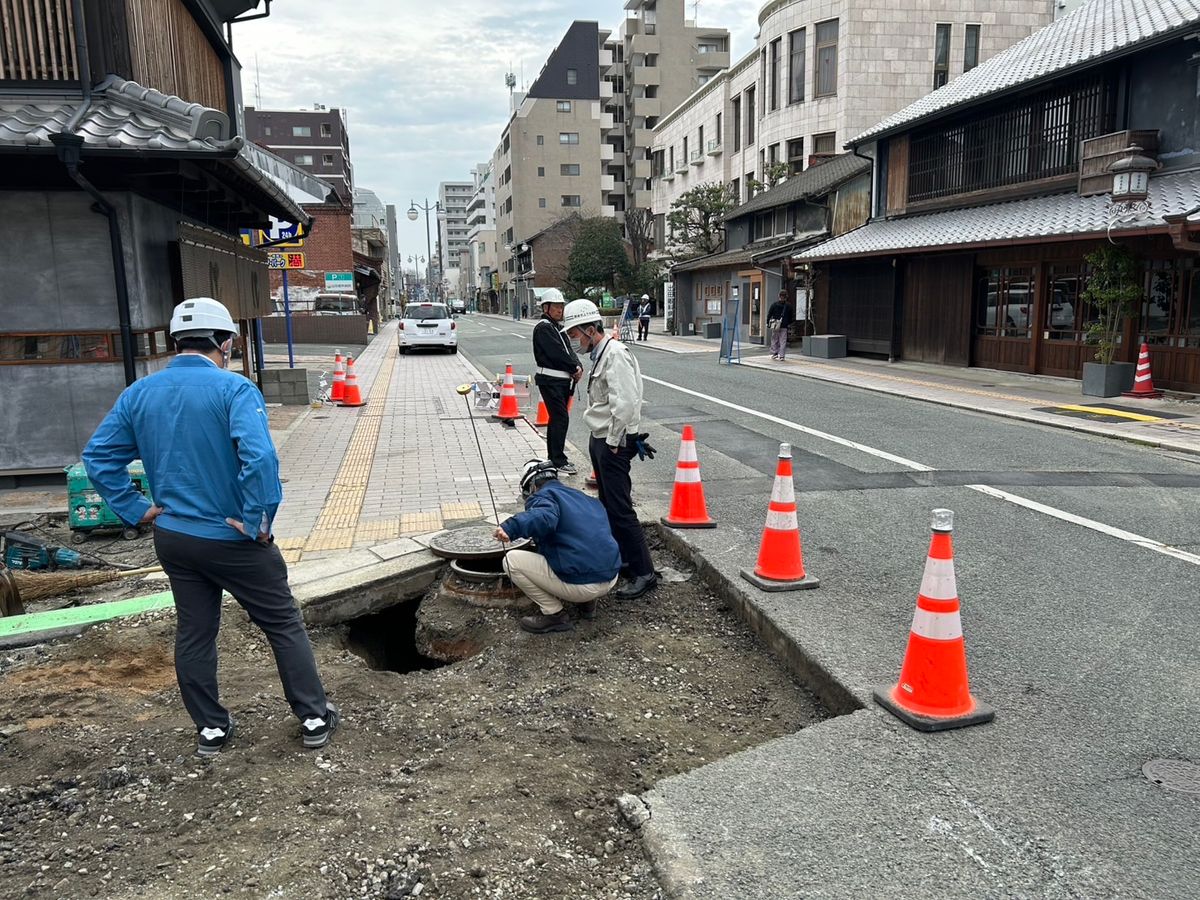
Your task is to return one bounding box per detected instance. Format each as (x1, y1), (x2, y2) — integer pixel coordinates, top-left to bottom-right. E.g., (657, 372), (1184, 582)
(727, 153), (871, 219)
(671, 232), (825, 272)
(853, 0), (1200, 145)
(795, 169), (1200, 261)
(0, 76), (312, 223)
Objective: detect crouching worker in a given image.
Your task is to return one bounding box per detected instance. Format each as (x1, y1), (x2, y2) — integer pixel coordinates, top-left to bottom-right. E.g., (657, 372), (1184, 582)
(494, 460), (620, 634)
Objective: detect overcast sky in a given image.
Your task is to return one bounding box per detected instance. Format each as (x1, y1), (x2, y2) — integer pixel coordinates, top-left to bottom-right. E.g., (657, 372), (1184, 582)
(232, 0), (756, 266)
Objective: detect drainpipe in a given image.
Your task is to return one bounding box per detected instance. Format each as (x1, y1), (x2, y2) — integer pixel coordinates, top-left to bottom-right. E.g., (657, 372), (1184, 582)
(50, 0), (137, 386)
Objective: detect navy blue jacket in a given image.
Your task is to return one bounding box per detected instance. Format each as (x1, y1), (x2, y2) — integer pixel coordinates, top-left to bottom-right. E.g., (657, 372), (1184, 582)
(500, 480), (621, 585)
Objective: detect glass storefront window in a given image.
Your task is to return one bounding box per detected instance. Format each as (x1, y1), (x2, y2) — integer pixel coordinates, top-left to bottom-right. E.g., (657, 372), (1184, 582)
(1045, 264), (1092, 341)
(0, 330), (170, 364)
(1142, 262), (1177, 343)
(976, 267), (1033, 338)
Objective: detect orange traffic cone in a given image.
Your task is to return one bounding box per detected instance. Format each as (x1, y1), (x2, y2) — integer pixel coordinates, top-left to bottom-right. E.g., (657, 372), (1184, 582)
(568, 396), (574, 413)
(330, 349), (345, 402)
(339, 356), (364, 407)
(661, 425), (715, 528)
(492, 361), (520, 422)
(1122, 342), (1163, 398)
(534, 398), (550, 427)
(585, 470), (598, 489)
(740, 443), (818, 591)
(873, 509), (994, 732)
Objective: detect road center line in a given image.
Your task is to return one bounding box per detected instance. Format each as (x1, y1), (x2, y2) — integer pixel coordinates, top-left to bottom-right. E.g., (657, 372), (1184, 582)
(643, 374), (1200, 568)
(510, 332), (525, 339)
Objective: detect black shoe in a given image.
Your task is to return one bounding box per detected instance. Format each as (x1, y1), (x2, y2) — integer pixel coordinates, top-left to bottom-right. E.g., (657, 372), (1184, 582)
(577, 600), (598, 620)
(614, 573), (658, 601)
(196, 717), (234, 758)
(301, 702), (339, 750)
(556, 462), (578, 476)
(520, 610), (574, 634)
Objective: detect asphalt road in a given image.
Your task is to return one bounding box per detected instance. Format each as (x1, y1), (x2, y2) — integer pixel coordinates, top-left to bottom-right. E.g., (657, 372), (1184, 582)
(451, 313), (1200, 899)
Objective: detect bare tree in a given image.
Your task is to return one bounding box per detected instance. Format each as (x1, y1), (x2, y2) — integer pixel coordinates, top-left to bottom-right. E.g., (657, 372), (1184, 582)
(625, 207), (655, 270)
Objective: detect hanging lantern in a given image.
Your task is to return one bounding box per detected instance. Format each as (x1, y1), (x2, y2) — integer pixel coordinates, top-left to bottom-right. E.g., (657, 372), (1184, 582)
(1109, 145), (1158, 203)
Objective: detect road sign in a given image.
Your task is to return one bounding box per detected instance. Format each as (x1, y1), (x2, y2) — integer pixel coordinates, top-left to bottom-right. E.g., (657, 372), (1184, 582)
(325, 271), (354, 292)
(260, 217), (306, 248)
(268, 252), (305, 270)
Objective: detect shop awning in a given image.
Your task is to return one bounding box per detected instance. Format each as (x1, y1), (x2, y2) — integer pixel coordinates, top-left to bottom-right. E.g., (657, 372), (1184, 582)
(796, 169), (1200, 262)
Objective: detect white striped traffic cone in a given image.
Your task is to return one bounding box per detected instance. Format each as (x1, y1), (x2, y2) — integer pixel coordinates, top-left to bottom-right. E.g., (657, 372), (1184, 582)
(1121, 342), (1163, 398)
(740, 443), (818, 591)
(661, 425), (715, 528)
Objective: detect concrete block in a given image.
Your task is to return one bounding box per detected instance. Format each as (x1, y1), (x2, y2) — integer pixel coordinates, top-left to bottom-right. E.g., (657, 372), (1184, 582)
(802, 335), (848, 359)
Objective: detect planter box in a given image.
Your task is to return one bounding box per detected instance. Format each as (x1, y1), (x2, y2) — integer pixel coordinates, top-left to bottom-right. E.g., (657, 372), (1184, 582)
(703, 322), (722, 339)
(1081, 361), (1135, 397)
(802, 334), (847, 359)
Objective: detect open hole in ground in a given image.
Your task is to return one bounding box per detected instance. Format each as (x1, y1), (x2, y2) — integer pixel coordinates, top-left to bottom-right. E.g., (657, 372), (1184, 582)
(342, 597), (446, 673)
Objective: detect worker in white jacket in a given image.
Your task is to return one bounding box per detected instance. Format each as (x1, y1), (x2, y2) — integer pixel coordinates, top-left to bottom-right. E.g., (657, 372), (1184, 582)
(560, 298), (658, 600)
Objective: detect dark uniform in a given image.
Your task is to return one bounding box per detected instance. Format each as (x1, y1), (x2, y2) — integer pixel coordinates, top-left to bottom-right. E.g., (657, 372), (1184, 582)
(533, 313), (582, 469)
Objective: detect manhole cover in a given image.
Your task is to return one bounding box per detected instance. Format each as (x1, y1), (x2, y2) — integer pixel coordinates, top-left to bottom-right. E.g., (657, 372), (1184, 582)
(427, 525), (530, 560)
(1142, 759), (1200, 794)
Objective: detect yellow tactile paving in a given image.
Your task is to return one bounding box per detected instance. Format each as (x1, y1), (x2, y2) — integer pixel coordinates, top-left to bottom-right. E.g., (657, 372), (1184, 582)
(441, 501), (483, 520)
(355, 519), (401, 542)
(275, 537), (307, 550)
(281, 549), (303, 564)
(302, 355), (397, 554)
(400, 512), (444, 535)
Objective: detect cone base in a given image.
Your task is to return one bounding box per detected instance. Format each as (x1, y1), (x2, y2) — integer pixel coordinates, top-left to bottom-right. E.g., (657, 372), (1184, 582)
(872, 684), (995, 732)
(1121, 389), (1163, 399)
(489, 413), (520, 422)
(740, 569), (819, 592)
(584, 479), (598, 489)
(661, 516), (716, 529)
(338, 398), (365, 408)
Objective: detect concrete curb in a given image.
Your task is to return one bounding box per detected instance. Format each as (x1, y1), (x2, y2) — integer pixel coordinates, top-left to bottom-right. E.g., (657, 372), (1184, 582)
(738, 357), (1200, 458)
(296, 550), (445, 626)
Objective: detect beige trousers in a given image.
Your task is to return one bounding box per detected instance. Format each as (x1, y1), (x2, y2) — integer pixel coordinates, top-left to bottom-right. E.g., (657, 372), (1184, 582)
(503, 550), (617, 615)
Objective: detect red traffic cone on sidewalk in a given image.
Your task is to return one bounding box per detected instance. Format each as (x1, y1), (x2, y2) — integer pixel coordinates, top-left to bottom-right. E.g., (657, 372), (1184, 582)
(585, 470), (598, 489)
(330, 349), (345, 402)
(568, 396), (574, 413)
(661, 425), (715, 528)
(339, 356), (365, 407)
(740, 443), (818, 591)
(1122, 342), (1163, 398)
(492, 361), (520, 422)
(534, 398), (550, 427)
(873, 509), (994, 732)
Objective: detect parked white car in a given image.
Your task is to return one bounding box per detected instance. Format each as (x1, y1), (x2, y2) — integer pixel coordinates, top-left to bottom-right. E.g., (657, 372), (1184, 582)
(398, 303), (457, 354)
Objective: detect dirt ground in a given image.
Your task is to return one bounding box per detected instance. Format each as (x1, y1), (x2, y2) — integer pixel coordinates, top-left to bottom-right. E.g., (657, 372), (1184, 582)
(0, 542), (827, 899)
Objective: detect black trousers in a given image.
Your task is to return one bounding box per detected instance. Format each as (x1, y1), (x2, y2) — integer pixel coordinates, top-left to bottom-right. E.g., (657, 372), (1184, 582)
(154, 526), (328, 729)
(637, 318), (650, 340)
(589, 435), (654, 577)
(537, 377), (572, 467)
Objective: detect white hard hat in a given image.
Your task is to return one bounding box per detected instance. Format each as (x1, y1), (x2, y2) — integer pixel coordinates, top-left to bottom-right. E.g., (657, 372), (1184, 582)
(538, 287), (566, 308)
(170, 297), (239, 338)
(560, 298), (602, 333)
(519, 458), (559, 498)
(641, 294), (650, 300)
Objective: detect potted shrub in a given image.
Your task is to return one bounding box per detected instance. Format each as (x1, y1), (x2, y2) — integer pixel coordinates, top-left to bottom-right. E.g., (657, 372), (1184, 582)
(1081, 245), (1140, 397)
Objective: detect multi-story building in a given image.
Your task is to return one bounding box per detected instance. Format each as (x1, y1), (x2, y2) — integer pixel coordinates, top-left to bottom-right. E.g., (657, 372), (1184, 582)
(651, 0), (1055, 251)
(609, 1), (731, 226)
(245, 104), (354, 203)
(493, 21), (615, 309)
(465, 163), (498, 310)
(438, 181), (473, 301)
(352, 188), (390, 327)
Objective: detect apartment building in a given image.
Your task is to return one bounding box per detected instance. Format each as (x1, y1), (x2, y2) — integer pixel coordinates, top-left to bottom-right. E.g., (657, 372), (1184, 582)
(651, 0), (1055, 250)
(606, 0), (731, 223)
(465, 162), (498, 309)
(245, 105), (353, 203)
(438, 181), (473, 300)
(493, 21), (614, 307)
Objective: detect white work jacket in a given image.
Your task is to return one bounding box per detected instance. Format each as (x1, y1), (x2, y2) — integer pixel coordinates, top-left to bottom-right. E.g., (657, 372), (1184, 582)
(584, 336), (643, 449)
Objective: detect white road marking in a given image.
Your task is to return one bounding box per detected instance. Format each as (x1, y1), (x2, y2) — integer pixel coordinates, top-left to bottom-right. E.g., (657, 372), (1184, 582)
(643, 374), (1200, 568)
(510, 332), (525, 339)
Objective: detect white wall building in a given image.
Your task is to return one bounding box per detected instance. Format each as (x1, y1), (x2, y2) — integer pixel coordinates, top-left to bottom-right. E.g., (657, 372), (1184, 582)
(651, 0), (1056, 252)
(438, 180), (473, 300)
(465, 161), (497, 306)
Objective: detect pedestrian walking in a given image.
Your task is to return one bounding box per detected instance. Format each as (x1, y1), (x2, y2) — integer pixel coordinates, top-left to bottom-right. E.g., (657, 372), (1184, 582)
(532, 288), (583, 474)
(521, 302), (528, 319)
(637, 294), (652, 341)
(560, 298), (659, 600)
(495, 460), (621, 634)
(82, 298), (338, 758)
(766, 290), (796, 360)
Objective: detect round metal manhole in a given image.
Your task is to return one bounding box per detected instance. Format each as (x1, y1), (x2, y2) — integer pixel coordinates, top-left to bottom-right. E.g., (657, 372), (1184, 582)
(1142, 759), (1200, 795)
(427, 525), (529, 561)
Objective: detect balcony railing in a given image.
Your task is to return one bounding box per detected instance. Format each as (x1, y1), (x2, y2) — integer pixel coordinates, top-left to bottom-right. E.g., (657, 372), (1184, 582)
(690, 149), (704, 165)
(707, 139), (722, 156)
(1, 0), (79, 82)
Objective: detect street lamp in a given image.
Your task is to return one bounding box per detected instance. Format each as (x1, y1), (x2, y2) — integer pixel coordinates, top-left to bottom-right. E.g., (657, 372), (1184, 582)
(1106, 145), (1158, 241)
(408, 199), (442, 301)
(406, 254), (425, 300)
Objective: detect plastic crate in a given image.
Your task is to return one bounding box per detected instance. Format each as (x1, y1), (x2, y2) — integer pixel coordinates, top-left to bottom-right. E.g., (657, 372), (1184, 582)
(65, 461), (154, 533)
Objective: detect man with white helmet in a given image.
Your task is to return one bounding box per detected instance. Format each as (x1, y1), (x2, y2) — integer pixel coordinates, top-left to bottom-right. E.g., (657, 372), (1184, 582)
(560, 298), (658, 600)
(494, 459), (621, 634)
(83, 298), (338, 758)
(637, 294), (652, 342)
(531, 287), (583, 474)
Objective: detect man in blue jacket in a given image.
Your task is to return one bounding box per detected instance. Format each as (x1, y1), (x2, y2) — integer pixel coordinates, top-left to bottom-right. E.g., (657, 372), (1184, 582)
(83, 298), (337, 758)
(495, 460), (621, 634)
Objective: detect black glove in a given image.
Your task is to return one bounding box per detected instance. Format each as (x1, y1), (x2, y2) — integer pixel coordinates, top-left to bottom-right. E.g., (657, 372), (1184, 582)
(632, 433), (656, 461)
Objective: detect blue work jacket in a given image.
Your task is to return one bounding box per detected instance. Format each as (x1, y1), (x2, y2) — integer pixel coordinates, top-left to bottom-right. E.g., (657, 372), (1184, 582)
(82, 355), (281, 542)
(500, 480), (621, 585)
